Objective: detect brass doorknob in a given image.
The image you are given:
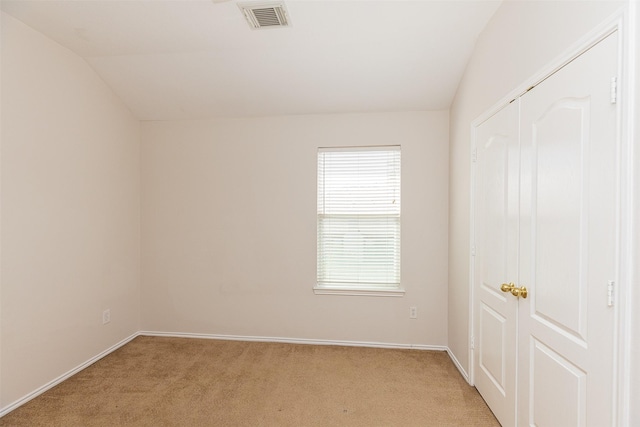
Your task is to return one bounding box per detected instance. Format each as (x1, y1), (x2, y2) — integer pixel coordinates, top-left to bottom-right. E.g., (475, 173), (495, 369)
(511, 286), (528, 299)
(500, 283), (528, 299)
(500, 283), (515, 293)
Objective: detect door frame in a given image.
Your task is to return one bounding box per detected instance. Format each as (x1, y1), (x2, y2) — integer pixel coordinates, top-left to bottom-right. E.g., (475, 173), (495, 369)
(468, 7), (637, 425)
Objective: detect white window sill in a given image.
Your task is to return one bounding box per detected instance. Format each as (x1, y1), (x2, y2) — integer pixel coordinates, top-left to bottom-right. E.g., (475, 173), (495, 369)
(313, 286), (405, 297)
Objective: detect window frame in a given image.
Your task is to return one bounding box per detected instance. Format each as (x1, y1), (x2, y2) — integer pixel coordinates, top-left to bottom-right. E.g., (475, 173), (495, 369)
(314, 145), (404, 297)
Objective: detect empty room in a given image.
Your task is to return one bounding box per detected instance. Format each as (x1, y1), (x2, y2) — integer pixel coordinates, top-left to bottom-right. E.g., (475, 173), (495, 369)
(1, 0), (639, 425)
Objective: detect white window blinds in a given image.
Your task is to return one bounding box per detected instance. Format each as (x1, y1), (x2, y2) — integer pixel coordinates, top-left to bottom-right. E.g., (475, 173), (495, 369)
(317, 146), (401, 289)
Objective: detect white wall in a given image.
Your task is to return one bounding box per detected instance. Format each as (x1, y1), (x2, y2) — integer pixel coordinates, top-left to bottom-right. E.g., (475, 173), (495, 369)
(0, 12), (140, 408)
(629, 1), (640, 423)
(141, 111), (449, 346)
(447, 0), (630, 399)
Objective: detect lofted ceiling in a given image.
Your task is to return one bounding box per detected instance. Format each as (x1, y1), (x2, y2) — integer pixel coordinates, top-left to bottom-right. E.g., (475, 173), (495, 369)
(1, 0), (502, 121)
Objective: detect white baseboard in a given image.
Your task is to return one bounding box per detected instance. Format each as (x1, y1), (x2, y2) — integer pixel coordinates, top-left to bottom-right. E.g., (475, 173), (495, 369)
(0, 332), (139, 418)
(446, 347), (470, 384)
(139, 330), (447, 352)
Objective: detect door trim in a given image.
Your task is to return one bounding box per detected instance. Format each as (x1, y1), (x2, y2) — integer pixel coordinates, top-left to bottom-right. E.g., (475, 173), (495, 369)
(468, 6), (636, 425)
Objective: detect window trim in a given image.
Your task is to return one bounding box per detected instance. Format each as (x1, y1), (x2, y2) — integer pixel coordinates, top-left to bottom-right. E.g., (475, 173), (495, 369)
(315, 145), (402, 296)
(312, 286), (405, 297)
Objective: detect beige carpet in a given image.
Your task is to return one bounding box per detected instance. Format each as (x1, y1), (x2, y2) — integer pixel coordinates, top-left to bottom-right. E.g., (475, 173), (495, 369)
(0, 336), (499, 426)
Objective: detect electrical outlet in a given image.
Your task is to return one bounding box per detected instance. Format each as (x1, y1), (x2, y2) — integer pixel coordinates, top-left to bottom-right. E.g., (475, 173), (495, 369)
(409, 306), (417, 319)
(102, 309), (111, 325)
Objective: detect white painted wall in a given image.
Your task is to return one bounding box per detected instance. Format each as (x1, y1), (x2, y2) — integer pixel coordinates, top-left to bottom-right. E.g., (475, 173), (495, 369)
(141, 111), (449, 346)
(628, 1), (640, 423)
(448, 0), (635, 412)
(0, 12), (140, 408)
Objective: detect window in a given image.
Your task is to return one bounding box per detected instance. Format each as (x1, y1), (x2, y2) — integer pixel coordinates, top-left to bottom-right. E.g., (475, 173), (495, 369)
(316, 146), (402, 296)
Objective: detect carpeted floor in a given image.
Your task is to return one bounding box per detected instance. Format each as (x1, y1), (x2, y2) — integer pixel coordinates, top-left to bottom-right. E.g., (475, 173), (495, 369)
(0, 336), (500, 426)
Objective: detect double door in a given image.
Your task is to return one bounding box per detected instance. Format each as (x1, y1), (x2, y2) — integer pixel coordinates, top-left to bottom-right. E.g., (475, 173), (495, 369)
(473, 32), (619, 426)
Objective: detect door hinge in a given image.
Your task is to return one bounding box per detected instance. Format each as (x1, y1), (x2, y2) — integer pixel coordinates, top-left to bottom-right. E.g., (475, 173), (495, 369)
(607, 281), (615, 307)
(610, 77), (617, 104)
(471, 148), (477, 163)
(471, 245), (476, 256)
(470, 336), (475, 350)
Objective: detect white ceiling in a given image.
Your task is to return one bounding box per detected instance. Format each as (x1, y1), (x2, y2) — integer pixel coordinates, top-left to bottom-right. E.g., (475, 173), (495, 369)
(1, 0), (502, 120)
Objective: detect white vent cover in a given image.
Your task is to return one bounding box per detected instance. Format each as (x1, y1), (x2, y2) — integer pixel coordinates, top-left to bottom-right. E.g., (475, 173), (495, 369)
(239, 2), (290, 29)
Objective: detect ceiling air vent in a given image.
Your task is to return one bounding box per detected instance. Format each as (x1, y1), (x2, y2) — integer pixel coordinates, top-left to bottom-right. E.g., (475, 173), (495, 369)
(239, 2), (290, 29)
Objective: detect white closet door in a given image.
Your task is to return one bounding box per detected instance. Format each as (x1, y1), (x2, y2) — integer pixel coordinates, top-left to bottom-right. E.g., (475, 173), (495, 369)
(474, 100), (520, 427)
(518, 32), (619, 426)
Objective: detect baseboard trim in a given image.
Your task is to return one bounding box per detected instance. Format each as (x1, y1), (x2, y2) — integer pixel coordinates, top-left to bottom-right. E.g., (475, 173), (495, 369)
(0, 332), (139, 418)
(139, 331), (447, 352)
(446, 347), (470, 383)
